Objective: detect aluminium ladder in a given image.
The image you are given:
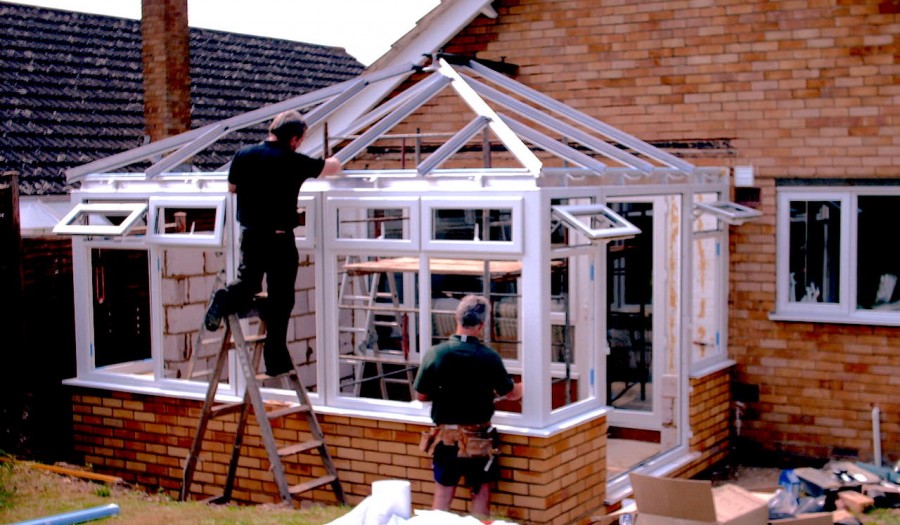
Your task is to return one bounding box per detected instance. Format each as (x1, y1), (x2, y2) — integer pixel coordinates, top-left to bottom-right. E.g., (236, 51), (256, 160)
(181, 310), (345, 506)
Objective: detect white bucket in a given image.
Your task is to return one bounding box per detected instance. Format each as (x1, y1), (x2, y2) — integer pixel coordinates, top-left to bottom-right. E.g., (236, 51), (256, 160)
(371, 479), (411, 520)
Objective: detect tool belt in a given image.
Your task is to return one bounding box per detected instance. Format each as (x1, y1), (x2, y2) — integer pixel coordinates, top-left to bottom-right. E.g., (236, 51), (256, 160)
(419, 423), (499, 459)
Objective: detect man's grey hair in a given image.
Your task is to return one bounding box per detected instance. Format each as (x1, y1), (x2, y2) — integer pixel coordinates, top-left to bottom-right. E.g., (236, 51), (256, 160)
(456, 295), (490, 328)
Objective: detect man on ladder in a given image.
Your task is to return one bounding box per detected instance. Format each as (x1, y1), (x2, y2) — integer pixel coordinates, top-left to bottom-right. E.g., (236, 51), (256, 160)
(204, 110), (342, 376)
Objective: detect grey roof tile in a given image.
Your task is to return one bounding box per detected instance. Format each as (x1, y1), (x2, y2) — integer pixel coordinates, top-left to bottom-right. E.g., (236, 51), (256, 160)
(0, 2), (365, 195)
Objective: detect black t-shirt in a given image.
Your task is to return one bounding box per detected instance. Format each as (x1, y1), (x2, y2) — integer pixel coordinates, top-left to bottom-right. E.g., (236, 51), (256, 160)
(228, 140), (325, 231)
(414, 335), (515, 425)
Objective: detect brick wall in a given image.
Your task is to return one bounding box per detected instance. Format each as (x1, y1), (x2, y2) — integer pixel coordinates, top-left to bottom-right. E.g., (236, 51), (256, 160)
(675, 369), (734, 479)
(426, 0), (899, 462)
(141, 0), (191, 141)
(70, 389), (608, 524)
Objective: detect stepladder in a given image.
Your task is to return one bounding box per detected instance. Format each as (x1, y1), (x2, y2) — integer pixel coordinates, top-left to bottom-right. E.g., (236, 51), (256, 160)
(181, 308), (345, 507)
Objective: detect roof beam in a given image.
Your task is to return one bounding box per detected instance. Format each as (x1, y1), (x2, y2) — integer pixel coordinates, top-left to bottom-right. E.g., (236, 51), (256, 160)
(463, 73), (654, 171)
(466, 61), (694, 172)
(502, 115), (609, 173)
(417, 115), (491, 175)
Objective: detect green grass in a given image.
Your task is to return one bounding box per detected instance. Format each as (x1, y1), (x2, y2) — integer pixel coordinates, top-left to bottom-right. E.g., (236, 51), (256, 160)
(0, 460), (351, 525)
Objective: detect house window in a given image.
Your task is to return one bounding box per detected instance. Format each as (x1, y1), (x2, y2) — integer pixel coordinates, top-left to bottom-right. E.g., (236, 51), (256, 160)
(775, 185), (900, 324)
(53, 202), (147, 237)
(326, 197), (418, 249)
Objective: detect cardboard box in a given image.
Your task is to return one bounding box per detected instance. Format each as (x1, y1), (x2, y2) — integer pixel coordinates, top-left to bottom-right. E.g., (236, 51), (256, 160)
(630, 474), (769, 525)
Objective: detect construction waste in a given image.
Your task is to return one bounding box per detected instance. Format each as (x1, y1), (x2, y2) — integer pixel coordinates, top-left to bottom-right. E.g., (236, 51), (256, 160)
(772, 460), (900, 521)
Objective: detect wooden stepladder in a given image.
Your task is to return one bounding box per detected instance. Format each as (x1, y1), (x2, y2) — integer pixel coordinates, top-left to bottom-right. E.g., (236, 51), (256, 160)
(181, 311), (345, 506)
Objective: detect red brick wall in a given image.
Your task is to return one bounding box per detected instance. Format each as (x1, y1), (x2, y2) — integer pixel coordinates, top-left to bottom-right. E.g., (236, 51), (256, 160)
(71, 389), (608, 524)
(675, 369), (734, 479)
(429, 0), (899, 462)
(141, 0), (191, 141)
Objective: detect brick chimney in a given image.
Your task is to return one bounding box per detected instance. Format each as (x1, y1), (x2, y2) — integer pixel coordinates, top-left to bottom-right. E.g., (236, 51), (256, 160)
(141, 0), (191, 141)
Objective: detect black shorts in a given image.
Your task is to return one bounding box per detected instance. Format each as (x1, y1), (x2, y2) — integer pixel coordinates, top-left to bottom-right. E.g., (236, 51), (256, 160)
(432, 442), (499, 490)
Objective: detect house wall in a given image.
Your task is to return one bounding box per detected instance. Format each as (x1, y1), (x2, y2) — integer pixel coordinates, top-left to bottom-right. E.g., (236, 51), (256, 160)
(70, 388), (608, 525)
(428, 0), (899, 461)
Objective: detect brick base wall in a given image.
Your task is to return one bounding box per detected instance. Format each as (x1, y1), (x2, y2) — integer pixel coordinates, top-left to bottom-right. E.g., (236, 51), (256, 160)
(674, 368), (734, 479)
(71, 389), (608, 524)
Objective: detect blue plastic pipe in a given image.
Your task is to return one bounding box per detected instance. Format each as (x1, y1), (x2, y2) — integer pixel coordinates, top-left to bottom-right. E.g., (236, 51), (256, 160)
(10, 503), (120, 525)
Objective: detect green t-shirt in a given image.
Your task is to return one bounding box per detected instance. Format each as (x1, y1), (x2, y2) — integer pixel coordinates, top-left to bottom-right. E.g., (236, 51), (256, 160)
(414, 335), (514, 425)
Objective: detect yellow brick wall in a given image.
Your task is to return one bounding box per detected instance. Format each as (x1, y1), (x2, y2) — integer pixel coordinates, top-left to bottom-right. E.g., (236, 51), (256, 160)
(71, 389), (608, 524)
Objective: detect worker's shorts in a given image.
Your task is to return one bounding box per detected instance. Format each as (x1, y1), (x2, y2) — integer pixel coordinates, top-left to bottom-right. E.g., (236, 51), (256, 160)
(432, 442), (499, 491)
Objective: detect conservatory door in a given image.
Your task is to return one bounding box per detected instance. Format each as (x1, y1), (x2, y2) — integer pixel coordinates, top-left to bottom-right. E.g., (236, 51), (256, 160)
(605, 196), (680, 475)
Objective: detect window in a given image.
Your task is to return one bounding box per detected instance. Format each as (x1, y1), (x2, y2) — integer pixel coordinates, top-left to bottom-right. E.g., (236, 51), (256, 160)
(422, 197), (522, 253)
(326, 197), (418, 249)
(775, 185), (900, 324)
(146, 196), (227, 247)
(53, 202), (147, 237)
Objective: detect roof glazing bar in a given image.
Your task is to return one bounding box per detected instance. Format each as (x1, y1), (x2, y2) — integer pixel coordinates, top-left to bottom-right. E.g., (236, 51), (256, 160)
(465, 61), (694, 172)
(146, 77), (371, 177)
(438, 59), (542, 177)
(464, 75), (654, 171)
(417, 115), (491, 175)
(502, 115), (609, 173)
(67, 63), (416, 180)
(334, 74), (452, 164)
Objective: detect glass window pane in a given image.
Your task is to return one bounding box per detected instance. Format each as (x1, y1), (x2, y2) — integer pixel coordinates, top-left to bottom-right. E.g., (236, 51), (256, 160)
(337, 207), (409, 240)
(857, 196), (900, 310)
(607, 202), (653, 411)
(336, 255), (420, 401)
(91, 248), (151, 371)
(788, 201), (840, 304)
(432, 208), (512, 242)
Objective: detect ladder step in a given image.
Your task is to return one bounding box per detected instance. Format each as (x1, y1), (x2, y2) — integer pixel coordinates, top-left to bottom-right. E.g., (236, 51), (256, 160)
(278, 439), (324, 457)
(288, 475), (338, 496)
(337, 326), (367, 333)
(267, 405), (312, 420)
(372, 320), (400, 327)
(210, 402), (244, 418)
(201, 333), (265, 345)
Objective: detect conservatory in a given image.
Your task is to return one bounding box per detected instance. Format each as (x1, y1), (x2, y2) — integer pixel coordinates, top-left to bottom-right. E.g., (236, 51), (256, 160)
(55, 57), (759, 510)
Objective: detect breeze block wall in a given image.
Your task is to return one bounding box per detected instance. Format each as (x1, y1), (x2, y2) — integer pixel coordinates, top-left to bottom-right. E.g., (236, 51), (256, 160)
(70, 389), (608, 525)
(431, 0), (899, 462)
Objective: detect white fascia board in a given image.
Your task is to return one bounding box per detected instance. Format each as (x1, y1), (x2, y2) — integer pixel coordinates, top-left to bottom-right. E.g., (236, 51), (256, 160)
(301, 0), (497, 157)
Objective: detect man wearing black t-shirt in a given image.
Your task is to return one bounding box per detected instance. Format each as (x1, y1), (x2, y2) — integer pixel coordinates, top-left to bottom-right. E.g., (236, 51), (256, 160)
(205, 110), (341, 376)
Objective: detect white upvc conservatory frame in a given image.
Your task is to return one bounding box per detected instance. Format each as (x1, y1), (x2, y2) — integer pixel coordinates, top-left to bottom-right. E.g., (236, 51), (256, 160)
(57, 58), (758, 491)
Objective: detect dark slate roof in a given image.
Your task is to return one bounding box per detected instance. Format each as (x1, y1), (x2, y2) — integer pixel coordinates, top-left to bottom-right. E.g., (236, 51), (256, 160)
(0, 2), (365, 195)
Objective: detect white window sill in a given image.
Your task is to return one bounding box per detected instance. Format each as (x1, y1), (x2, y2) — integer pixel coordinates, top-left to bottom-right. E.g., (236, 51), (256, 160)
(769, 310), (900, 327)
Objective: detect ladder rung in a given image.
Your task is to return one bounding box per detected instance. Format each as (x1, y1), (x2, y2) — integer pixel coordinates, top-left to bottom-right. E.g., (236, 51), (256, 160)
(278, 440), (324, 457)
(289, 475), (338, 495)
(267, 405), (312, 420)
(201, 334), (265, 345)
(340, 294), (372, 301)
(210, 402), (244, 418)
(188, 369), (214, 379)
(372, 320), (400, 327)
(337, 326), (367, 333)
(383, 378), (413, 385)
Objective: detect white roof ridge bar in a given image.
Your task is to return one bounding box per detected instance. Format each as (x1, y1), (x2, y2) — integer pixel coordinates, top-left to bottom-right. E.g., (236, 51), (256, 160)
(465, 61), (694, 172)
(501, 114), (609, 173)
(438, 59), (542, 177)
(334, 74), (452, 164)
(461, 73), (655, 172)
(417, 115), (491, 176)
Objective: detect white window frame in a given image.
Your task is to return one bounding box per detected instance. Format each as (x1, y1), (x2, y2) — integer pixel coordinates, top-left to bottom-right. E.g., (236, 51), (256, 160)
(773, 186), (900, 326)
(693, 200), (762, 227)
(551, 203), (641, 244)
(145, 196), (227, 247)
(422, 196), (523, 254)
(53, 202), (147, 237)
(325, 196), (420, 250)
(295, 195), (317, 249)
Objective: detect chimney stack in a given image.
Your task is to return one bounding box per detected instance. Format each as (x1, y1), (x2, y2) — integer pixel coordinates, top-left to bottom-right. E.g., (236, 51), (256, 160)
(141, 0), (191, 142)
